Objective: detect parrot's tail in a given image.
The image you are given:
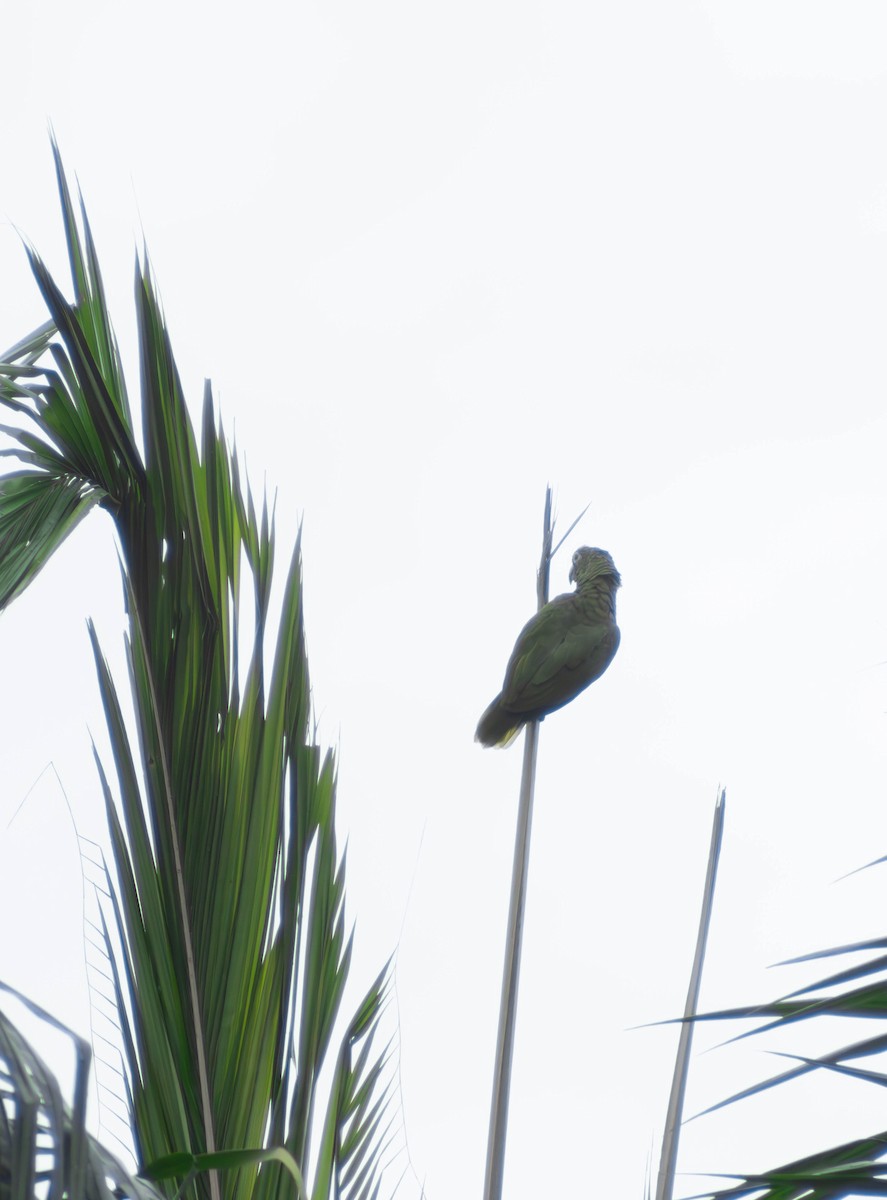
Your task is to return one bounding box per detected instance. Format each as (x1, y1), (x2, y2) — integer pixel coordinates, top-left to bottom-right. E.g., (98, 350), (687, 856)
(475, 695), (523, 748)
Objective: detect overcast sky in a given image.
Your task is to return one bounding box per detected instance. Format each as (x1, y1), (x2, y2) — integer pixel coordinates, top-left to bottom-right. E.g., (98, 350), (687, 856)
(3, 2), (887, 1196)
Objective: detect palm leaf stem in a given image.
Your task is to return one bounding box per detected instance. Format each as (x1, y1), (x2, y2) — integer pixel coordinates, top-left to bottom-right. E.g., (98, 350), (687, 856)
(656, 789), (726, 1200)
(483, 486), (554, 1200)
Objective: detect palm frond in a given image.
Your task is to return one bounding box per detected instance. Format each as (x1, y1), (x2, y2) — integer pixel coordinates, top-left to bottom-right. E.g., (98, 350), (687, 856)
(700, 1132), (887, 1200)
(0, 982), (163, 1200)
(0, 143), (394, 1200)
(693, 879), (887, 1199)
(0, 471), (101, 608)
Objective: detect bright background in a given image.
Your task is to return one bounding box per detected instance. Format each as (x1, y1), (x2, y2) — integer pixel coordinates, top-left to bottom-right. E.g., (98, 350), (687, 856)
(3, 2), (887, 1196)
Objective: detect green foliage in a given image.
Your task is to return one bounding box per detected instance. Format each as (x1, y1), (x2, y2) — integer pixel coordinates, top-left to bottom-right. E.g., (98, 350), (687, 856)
(0, 143), (392, 1200)
(691, 926), (887, 1198)
(0, 981), (164, 1200)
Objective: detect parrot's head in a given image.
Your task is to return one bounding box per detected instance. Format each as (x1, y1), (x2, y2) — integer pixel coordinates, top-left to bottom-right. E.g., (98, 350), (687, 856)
(569, 546), (621, 588)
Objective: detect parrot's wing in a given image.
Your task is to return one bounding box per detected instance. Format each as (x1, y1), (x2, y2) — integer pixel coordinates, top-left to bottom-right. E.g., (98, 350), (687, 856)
(500, 595), (618, 715)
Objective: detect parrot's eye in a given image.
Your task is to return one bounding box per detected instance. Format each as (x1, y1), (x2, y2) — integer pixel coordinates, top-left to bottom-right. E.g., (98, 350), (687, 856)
(572, 552), (580, 563)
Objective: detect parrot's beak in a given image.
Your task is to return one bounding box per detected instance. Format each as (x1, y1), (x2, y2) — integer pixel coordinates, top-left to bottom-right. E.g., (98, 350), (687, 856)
(568, 565), (575, 584)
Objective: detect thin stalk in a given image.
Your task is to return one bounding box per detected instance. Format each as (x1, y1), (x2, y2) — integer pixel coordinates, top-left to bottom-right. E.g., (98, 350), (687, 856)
(483, 488), (554, 1200)
(655, 788), (726, 1200)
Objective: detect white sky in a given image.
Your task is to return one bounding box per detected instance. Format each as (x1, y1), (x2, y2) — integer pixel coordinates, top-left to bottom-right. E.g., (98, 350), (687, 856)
(3, 2), (887, 1196)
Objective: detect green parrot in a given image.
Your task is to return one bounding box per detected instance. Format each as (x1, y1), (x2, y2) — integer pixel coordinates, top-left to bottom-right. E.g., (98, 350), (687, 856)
(475, 546), (621, 747)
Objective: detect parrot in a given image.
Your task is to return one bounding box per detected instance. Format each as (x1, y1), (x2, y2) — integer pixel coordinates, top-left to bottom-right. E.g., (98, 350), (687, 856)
(475, 546), (621, 748)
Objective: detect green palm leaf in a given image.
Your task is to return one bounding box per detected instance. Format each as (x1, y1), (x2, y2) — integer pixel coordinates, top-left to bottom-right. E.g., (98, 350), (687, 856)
(0, 142), (394, 1200)
(691, 914), (887, 1198)
(0, 470), (101, 608)
(0, 981), (164, 1200)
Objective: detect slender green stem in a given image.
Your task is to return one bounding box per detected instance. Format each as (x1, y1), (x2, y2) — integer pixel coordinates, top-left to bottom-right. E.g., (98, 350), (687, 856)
(655, 788), (726, 1200)
(483, 488), (553, 1200)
